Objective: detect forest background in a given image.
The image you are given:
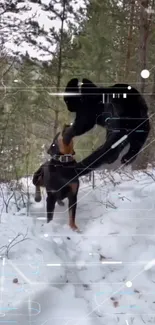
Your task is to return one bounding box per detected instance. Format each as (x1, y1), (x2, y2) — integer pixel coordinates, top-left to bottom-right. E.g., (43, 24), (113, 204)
(0, 0), (155, 182)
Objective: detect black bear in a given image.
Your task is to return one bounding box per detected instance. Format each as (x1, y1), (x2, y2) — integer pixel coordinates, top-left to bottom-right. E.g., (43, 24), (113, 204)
(62, 78), (150, 176)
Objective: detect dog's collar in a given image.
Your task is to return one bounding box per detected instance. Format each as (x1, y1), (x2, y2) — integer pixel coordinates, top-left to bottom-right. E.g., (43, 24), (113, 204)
(51, 154), (74, 163)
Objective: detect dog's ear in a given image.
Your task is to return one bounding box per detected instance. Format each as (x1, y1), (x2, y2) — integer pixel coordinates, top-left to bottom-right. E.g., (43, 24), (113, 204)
(81, 79), (97, 94)
(64, 78), (81, 113)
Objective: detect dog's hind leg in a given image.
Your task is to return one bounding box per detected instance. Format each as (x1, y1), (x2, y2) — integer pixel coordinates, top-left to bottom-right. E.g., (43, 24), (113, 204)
(68, 193), (79, 231)
(46, 193), (56, 223)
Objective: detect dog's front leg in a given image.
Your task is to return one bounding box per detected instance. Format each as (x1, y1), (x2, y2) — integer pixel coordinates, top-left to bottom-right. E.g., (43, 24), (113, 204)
(46, 193), (56, 223)
(68, 193), (79, 231)
(63, 114), (95, 145)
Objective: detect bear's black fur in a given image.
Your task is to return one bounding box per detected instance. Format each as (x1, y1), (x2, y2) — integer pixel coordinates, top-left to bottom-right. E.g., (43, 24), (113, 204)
(63, 78), (150, 176)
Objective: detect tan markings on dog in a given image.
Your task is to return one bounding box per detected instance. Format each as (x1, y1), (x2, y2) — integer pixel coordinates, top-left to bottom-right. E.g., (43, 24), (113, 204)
(69, 182), (78, 194)
(57, 135), (75, 155)
(69, 210), (78, 231)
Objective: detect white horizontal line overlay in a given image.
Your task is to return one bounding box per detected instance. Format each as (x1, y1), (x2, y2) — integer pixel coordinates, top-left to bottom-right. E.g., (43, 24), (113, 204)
(46, 263), (62, 266)
(101, 261), (122, 264)
(45, 262), (122, 266)
(111, 135), (128, 148)
(37, 217), (46, 220)
(2, 261), (154, 266)
(48, 92), (80, 96)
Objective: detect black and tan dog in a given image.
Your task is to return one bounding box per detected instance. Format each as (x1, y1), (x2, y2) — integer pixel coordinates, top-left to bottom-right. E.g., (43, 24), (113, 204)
(32, 125), (80, 231)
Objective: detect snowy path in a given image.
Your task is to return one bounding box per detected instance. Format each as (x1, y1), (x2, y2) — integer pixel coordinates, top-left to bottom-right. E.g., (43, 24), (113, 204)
(0, 170), (155, 324)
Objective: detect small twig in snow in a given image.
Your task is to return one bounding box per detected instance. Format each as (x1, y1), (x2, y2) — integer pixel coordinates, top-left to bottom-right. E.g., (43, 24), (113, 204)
(143, 170), (155, 181)
(0, 228), (30, 258)
(118, 194), (131, 202)
(140, 316), (146, 324)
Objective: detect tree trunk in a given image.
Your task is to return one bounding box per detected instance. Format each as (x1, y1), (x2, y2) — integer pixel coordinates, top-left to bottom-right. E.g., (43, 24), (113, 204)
(53, 0), (67, 136)
(147, 69), (155, 165)
(132, 0), (155, 169)
(125, 0), (135, 79)
(118, 0), (126, 82)
(139, 0), (151, 94)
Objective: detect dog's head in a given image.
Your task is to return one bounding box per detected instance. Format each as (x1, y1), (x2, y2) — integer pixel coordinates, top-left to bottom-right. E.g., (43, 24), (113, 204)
(47, 124), (75, 156)
(64, 78), (101, 113)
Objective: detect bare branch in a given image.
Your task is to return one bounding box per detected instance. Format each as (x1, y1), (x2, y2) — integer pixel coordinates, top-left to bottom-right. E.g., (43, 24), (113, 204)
(0, 229), (31, 259)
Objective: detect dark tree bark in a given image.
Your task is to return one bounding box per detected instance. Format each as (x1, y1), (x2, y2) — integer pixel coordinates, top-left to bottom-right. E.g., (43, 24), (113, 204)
(53, 0), (67, 136)
(131, 0), (155, 169)
(139, 0), (154, 93)
(125, 0), (135, 79)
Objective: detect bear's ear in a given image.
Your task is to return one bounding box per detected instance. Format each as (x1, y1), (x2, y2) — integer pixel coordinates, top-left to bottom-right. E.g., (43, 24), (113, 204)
(65, 78), (79, 93)
(81, 79), (97, 94)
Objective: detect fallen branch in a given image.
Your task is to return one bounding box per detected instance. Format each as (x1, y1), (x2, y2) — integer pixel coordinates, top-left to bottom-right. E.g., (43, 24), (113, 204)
(0, 228), (30, 259)
(143, 170), (155, 181)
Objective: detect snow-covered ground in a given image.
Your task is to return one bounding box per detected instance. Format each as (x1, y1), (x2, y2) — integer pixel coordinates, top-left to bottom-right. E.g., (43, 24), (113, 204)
(0, 168), (155, 325)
